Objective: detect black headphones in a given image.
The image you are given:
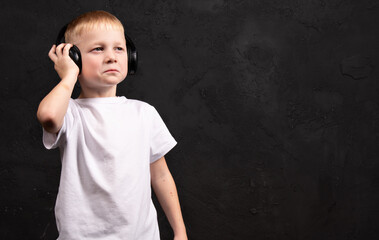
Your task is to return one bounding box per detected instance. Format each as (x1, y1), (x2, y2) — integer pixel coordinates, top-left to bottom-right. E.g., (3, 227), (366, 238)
(55, 24), (138, 75)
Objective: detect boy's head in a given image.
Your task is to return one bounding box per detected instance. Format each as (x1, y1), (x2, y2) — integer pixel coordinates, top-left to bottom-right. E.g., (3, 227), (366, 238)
(65, 10), (124, 44)
(64, 10), (128, 97)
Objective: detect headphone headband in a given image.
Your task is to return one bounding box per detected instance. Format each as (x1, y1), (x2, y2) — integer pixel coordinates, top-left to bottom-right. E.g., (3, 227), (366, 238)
(56, 24), (69, 46)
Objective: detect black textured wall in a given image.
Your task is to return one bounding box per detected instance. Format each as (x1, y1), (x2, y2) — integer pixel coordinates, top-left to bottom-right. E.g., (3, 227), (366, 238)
(1, 0), (378, 239)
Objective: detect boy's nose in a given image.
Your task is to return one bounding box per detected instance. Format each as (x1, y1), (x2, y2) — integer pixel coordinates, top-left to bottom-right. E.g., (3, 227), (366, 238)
(104, 51), (117, 63)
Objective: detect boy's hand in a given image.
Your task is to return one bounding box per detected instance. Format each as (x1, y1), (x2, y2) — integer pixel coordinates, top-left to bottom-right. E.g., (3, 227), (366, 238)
(48, 43), (79, 80)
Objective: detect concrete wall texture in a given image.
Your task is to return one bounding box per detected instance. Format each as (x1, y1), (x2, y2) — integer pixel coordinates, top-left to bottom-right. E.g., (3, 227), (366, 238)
(0, 0), (378, 239)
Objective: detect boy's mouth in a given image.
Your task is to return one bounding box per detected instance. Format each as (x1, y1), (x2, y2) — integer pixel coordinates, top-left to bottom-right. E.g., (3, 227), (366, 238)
(104, 69), (119, 73)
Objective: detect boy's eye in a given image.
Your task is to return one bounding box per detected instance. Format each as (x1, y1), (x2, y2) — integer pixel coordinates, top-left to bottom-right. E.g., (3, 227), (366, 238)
(93, 47), (103, 51)
(116, 47), (124, 51)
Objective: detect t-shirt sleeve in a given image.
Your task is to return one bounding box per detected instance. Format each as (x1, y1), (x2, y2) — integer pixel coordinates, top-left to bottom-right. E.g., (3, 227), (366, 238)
(149, 105), (177, 163)
(42, 100), (75, 149)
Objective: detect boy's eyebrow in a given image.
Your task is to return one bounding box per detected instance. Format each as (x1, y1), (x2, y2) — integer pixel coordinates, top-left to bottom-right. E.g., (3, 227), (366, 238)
(90, 41), (125, 45)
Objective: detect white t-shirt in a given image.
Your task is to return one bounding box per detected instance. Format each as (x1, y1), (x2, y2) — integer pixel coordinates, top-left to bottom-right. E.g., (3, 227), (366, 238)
(42, 96), (177, 240)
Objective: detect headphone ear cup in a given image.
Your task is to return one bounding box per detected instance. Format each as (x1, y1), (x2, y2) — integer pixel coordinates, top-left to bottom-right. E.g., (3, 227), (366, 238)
(125, 34), (138, 75)
(128, 47), (138, 75)
(69, 45), (82, 74)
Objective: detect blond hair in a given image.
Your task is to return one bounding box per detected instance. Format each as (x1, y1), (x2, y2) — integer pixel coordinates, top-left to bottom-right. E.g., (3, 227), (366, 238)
(65, 10), (124, 43)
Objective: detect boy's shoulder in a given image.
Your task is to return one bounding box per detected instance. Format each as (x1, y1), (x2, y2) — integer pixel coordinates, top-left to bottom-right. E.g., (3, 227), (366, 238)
(123, 98), (155, 111)
(125, 98), (149, 105)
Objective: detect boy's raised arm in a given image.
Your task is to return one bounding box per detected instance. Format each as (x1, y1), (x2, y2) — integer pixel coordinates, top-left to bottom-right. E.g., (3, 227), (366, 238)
(37, 44), (79, 134)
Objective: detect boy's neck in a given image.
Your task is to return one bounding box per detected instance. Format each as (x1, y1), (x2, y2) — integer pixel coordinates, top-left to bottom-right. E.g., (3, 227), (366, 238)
(77, 86), (117, 99)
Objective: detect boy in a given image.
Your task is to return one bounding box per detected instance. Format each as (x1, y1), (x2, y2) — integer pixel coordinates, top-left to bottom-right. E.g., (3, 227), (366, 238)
(37, 10), (187, 240)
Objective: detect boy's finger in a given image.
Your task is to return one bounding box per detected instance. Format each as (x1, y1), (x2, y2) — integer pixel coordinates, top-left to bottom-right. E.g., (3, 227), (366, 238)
(49, 44), (56, 52)
(55, 43), (66, 57)
(48, 53), (57, 63)
(63, 43), (72, 56)
(48, 45), (58, 62)
(48, 44), (56, 56)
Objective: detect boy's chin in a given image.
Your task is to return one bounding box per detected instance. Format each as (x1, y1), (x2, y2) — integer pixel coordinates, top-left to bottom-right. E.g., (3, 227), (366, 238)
(81, 76), (125, 84)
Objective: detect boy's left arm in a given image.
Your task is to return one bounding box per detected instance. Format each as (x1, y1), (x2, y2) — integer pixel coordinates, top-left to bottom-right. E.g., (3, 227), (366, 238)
(150, 157), (188, 240)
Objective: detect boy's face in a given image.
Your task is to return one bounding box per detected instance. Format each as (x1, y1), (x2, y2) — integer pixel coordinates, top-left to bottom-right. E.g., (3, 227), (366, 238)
(75, 28), (128, 89)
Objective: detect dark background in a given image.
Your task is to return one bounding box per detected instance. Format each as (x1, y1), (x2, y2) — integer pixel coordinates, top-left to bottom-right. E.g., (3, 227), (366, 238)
(1, 0), (378, 239)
